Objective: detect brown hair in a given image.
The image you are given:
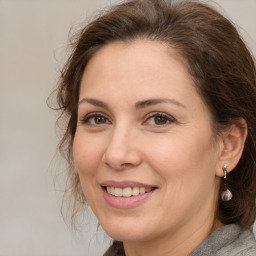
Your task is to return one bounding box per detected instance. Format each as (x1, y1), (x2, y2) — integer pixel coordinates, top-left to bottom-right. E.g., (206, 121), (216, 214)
(53, 0), (256, 254)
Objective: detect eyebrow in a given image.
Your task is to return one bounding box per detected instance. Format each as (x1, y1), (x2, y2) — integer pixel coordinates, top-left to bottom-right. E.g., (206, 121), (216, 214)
(78, 97), (186, 110)
(78, 98), (110, 109)
(135, 98), (186, 109)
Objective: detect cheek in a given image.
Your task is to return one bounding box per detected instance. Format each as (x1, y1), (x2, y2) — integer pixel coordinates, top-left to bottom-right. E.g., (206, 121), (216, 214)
(144, 129), (217, 182)
(72, 132), (106, 208)
(73, 131), (104, 176)
(144, 131), (218, 217)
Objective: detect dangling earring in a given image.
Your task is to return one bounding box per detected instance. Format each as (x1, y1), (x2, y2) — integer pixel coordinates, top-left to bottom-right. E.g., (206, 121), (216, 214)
(221, 165), (232, 201)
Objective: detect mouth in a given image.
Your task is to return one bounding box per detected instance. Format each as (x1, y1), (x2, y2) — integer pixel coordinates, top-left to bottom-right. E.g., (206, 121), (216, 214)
(103, 186), (156, 197)
(100, 181), (158, 208)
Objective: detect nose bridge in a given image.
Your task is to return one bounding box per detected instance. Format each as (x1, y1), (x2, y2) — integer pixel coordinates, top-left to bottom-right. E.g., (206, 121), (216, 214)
(103, 121), (141, 169)
(111, 122), (131, 147)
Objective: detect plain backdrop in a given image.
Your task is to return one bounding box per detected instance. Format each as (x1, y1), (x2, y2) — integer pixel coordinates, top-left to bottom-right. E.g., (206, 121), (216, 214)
(0, 0), (255, 255)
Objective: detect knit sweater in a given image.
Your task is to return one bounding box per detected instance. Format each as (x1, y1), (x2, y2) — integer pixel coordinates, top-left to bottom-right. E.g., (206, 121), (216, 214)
(190, 224), (256, 256)
(104, 224), (256, 256)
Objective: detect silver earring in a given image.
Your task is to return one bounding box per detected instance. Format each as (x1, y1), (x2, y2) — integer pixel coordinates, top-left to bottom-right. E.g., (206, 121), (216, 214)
(221, 165), (232, 201)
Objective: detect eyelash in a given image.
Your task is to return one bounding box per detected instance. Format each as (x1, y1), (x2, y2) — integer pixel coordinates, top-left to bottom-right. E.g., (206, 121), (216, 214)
(80, 112), (175, 127)
(80, 112), (110, 125)
(144, 112), (175, 127)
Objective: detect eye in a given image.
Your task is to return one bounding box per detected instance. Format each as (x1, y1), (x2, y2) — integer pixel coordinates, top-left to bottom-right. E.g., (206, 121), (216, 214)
(81, 113), (110, 125)
(145, 112), (174, 126)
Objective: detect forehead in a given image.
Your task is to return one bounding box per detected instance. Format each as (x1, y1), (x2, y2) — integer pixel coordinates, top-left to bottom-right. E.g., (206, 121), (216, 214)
(80, 39), (195, 99)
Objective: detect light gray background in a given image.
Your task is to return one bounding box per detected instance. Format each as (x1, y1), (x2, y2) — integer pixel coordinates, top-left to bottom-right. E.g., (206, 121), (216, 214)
(0, 0), (255, 256)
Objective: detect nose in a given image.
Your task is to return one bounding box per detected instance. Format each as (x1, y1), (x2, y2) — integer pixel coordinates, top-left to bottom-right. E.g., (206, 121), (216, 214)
(102, 125), (142, 170)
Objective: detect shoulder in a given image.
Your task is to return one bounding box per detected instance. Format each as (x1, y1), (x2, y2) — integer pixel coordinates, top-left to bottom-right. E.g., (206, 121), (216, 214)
(190, 224), (256, 256)
(223, 225), (256, 256)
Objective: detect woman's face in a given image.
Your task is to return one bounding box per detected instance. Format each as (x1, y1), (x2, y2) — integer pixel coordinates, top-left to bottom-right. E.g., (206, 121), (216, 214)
(73, 40), (222, 242)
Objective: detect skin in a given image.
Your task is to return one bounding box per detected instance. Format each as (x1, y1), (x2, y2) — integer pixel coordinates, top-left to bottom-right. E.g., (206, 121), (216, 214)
(73, 39), (244, 256)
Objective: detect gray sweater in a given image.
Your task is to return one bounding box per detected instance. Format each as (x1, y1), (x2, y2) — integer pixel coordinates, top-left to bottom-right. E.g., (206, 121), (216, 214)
(190, 224), (256, 256)
(104, 224), (256, 256)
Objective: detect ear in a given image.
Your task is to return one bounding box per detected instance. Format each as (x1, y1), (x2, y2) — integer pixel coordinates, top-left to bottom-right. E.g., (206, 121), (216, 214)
(215, 118), (247, 177)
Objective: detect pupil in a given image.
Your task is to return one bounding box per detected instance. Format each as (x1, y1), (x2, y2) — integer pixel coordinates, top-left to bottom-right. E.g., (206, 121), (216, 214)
(155, 116), (166, 125)
(95, 116), (105, 124)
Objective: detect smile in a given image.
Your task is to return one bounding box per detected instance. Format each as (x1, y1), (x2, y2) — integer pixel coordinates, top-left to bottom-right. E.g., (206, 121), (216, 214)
(106, 186), (153, 197)
(101, 181), (157, 208)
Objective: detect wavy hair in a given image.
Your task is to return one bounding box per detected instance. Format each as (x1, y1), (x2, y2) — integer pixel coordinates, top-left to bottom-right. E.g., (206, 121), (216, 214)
(52, 0), (256, 254)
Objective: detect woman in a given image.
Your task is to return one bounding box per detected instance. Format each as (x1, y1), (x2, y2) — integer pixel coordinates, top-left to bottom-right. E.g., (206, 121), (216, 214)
(54, 0), (256, 255)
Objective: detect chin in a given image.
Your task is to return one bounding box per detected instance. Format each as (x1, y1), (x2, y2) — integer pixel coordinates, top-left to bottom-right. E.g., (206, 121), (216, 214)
(104, 228), (149, 242)
(99, 216), (153, 242)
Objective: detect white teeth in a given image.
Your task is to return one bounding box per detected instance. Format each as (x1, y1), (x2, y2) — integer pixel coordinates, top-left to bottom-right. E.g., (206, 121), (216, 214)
(139, 187), (146, 194)
(115, 188), (123, 197)
(132, 187), (140, 196)
(123, 187), (132, 197)
(106, 186), (154, 197)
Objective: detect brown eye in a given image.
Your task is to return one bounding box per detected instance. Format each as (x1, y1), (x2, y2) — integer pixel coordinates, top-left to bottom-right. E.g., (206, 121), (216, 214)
(154, 116), (168, 125)
(81, 113), (110, 125)
(94, 116), (107, 124)
(145, 112), (174, 127)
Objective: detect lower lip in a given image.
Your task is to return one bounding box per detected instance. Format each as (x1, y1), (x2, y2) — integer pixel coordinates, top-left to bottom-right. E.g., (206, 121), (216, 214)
(102, 188), (156, 209)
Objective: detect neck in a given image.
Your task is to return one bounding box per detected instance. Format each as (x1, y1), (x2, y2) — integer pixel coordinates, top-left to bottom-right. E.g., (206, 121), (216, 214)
(123, 217), (223, 256)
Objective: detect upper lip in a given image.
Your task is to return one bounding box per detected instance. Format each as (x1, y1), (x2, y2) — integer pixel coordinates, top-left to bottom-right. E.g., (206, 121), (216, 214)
(100, 180), (157, 188)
